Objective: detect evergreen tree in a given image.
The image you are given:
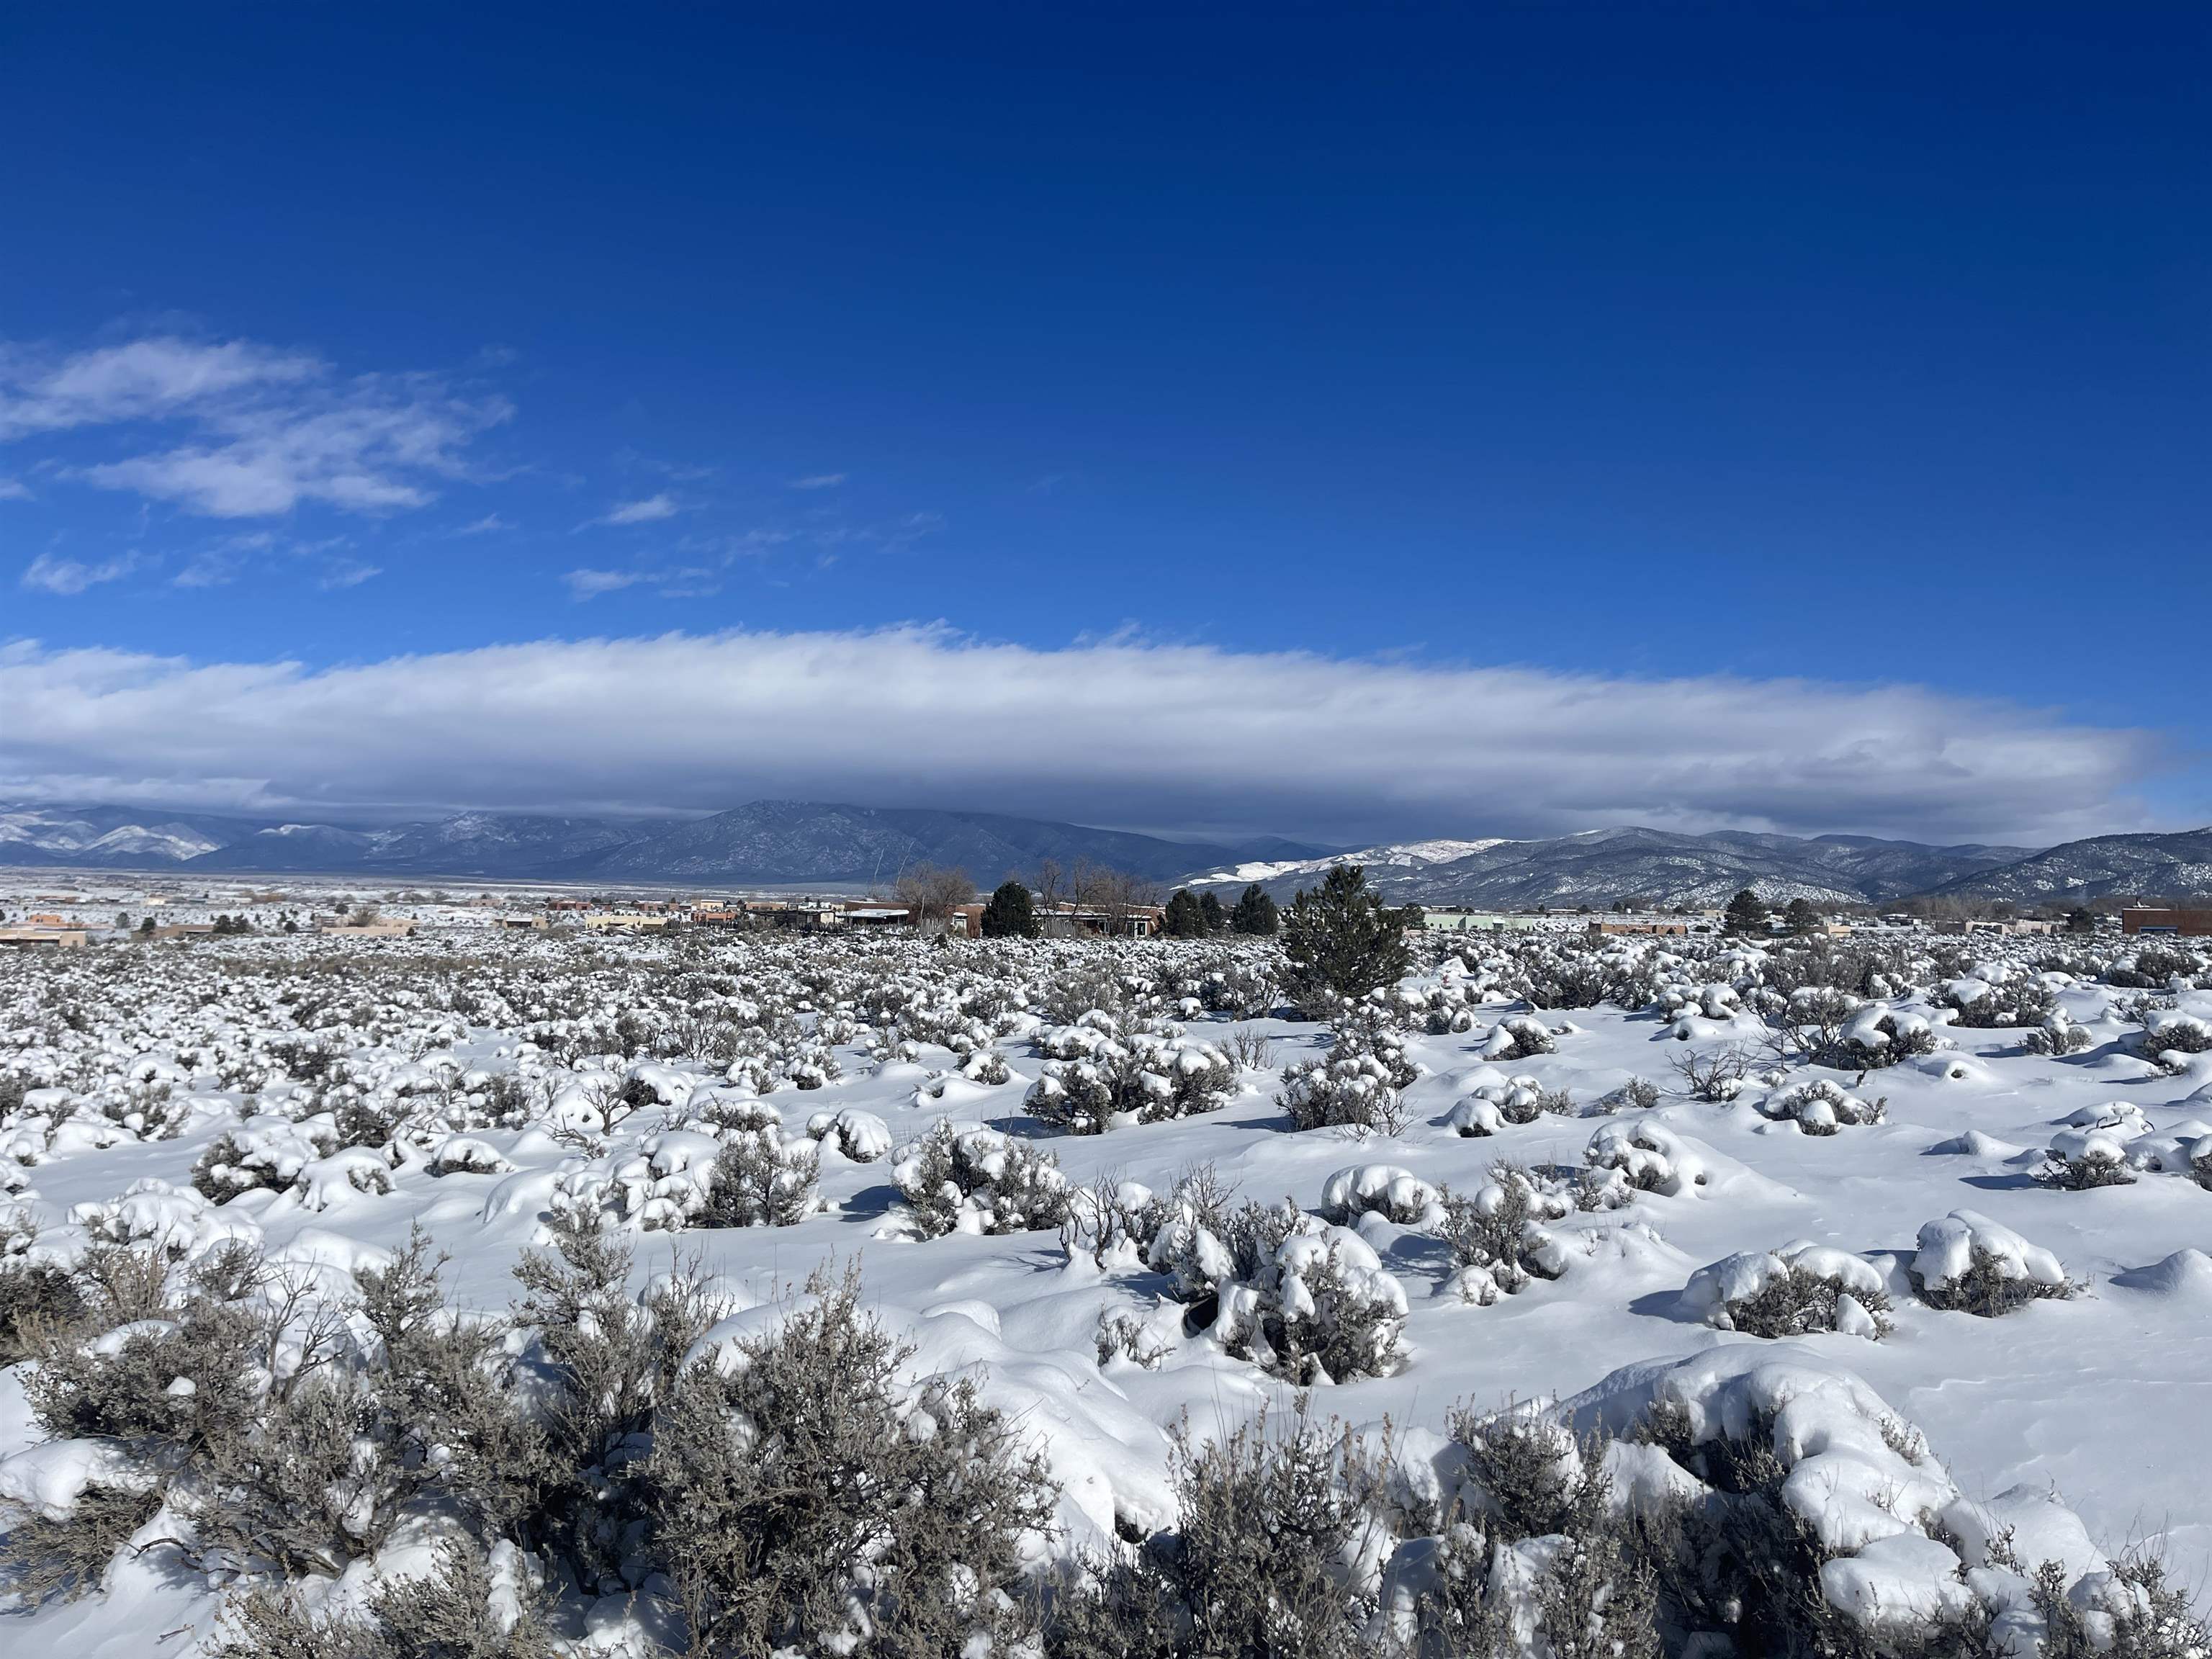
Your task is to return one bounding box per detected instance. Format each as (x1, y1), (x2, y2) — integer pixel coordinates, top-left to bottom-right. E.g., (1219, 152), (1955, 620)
(138, 917), (157, 936)
(1161, 889), (1206, 938)
(1197, 890), (1228, 934)
(1783, 897), (1822, 935)
(1724, 889), (1769, 936)
(1230, 883), (1280, 935)
(979, 881), (1040, 939)
(2065, 906), (2097, 934)
(1280, 864), (1411, 1015)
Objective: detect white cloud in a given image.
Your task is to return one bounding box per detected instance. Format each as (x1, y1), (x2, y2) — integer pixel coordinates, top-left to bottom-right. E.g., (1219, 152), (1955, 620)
(0, 477), (32, 500)
(562, 567), (644, 598)
(457, 513), (511, 534)
(318, 560), (382, 590)
(590, 493), (678, 526)
(171, 552), (238, 588)
(20, 552), (140, 595)
(0, 334), (508, 518)
(787, 472), (847, 490)
(0, 337), (318, 437)
(0, 630), (2167, 845)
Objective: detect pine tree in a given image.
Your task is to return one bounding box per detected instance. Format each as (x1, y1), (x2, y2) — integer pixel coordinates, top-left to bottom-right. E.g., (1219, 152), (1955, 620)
(1783, 897), (1822, 935)
(1231, 883), (1280, 936)
(1725, 889), (1768, 936)
(1161, 889), (1206, 938)
(979, 881), (1039, 939)
(2065, 906), (2096, 934)
(1281, 864), (1411, 1015)
(1197, 891), (1227, 934)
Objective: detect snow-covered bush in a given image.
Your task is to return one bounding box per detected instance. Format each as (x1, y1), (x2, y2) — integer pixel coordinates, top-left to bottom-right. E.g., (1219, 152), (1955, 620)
(1320, 1162), (1442, 1228)
(1442, 1071), (1573, 1138)
(1480, 1014), (1558, 1061)
(212, 1539), (555, 1659)
(1025, 1022), (1237, 1134)
(6, 1231), (538, 1607)
(1277, 1004), (1418, 1133)
(2105, 943), (2208, 989)
(804, 1105), (892, 1162)
(189, 1120), (392, 1208)
(1680, 1241), (1894, 1339)
(645, 1267), (1056, 1657)
(1817, 1005), (1941, 1071)
(1911, 1210), (2075, 1316)
(1596, 1076), (1662, 1113)
(1584, 1120), (1711, 1199)
(1278, 1051), (1408, 1133)
(1669, 1043), (1759, 1102)
(1196, 950), (1281, 1018)
(1940, 975), (2058, 1029)
(0, 1216), (81, 1364)
(1434, 1164), (1570, 1303)
(1752, 1076), (1887, 1136)
(1140, 1193), (1408, 1382)
(2020, 1014), (2095, 1056)
(1047, 1401), (1395, 1658)
(891, 1120), (1071, 1238)
(2036, 1126), (2137, 1191)
(694, 1128), (822, 1227)
(2141, 1007), (2212, 1066)
(1617, 1354), (2015, 1656)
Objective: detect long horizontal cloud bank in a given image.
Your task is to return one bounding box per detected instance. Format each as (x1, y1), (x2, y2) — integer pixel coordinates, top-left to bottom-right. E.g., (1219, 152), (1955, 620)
(0, 629), (2160, 845)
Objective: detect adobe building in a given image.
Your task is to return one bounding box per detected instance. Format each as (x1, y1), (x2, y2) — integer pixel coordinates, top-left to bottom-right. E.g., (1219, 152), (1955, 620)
(2122, 906), (2212, 938)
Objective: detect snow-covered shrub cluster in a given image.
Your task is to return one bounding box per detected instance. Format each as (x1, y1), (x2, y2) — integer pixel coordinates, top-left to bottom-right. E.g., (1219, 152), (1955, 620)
(1056, 1350), (2212, 1659)
(1820, 1004), (1943, 1071)
(1434, 1162), (1571, 1303)
(1442, 1069), (1575, 1136)
(1584, 1118), (1712, 1199)
(1940, 971), (2059, 1030)
(891, 1119), (1071, 1238)
(3, 902), (2208, 1656)
(1075, 1168), (1410, 1383)
(4, 1223), (1058, 1658)
(1751, 1075), (1887, 1135)
(1681, 1240), (1894, 1338)
(1276, 1001), (1421, 1133)
(1911, 1209), (2077, 1316)
(1024, 1012), (1238, 1134)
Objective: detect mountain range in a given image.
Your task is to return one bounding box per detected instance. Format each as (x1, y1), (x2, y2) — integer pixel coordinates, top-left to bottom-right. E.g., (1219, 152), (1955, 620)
(1187, 827), (2041, 907)
(1188, 824), (2212, 907)
(0, 801), (1331, 889)
(3, 801), (2207, 904)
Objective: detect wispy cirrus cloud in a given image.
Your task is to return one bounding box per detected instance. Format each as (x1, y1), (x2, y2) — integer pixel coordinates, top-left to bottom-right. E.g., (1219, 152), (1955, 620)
(0, 477), (33, 500)
(787, 472), (847, 490)
(318, 560), (382, 590)
(20, 550), (141, 595)
(0, 334), (510, 519)
(586, 493), (679, 527)
(561, 567), (645, 598)
(0, 337), (319, 436)
(0, 629), (2170, 845)
(560, 563), (719, 600)
(170, 551), (239, 589)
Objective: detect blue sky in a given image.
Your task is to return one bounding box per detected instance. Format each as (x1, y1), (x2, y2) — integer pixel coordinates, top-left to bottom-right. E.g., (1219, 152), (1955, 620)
(2, 5), (2205, 843)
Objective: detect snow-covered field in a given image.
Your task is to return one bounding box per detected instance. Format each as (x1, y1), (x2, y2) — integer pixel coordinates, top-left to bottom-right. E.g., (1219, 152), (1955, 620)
(4, 909), (2211, 1654)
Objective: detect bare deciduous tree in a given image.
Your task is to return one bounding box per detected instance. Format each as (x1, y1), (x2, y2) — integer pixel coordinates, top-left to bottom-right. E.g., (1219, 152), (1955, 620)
(895, 863), (976, 931)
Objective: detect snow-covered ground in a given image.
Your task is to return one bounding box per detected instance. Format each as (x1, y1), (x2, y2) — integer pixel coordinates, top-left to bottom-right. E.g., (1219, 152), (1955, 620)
(3, 905), (2210, 1653)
